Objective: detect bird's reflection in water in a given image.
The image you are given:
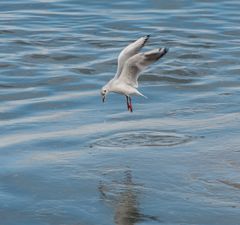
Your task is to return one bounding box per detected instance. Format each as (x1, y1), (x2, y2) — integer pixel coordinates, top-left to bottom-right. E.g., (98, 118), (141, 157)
(99, 170), (159, 225)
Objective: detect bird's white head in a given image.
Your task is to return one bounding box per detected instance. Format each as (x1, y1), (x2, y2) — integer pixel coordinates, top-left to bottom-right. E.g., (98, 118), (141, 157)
(100, 84), (110, 102)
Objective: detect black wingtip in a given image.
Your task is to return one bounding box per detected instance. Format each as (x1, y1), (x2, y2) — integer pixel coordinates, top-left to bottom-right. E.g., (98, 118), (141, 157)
(159, 47), (169, 54)
(164, 47), (169, 54)
(145, 35), (150, 41)
(142, 35), (150, 46)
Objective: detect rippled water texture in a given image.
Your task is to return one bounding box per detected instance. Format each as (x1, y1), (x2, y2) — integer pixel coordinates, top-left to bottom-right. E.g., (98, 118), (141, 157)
(1, 0), (240, 224)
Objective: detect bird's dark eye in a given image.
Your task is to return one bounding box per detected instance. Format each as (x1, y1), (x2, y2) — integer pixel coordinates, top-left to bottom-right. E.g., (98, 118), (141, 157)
(103, 90), (106, 93)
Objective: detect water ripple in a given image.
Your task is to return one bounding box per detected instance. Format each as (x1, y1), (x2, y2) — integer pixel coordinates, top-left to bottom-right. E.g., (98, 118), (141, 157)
(92, 130), (193, 148)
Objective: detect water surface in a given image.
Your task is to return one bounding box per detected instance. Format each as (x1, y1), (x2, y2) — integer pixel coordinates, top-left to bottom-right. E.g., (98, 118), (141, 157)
(1, 0), (240, 224)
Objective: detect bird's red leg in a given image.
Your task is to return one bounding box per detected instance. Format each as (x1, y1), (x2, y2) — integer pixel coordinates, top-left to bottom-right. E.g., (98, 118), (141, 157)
(126, 96), (130, 111)
(129, 97), (133, 112)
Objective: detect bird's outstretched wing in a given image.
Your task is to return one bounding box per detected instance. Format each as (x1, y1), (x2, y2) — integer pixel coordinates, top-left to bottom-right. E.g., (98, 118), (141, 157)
(114, 35), (150, 79)
(118, 48), (168, 87)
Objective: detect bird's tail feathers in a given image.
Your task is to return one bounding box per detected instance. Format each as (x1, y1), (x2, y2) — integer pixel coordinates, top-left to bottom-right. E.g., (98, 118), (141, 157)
(136, 90), (148, 99)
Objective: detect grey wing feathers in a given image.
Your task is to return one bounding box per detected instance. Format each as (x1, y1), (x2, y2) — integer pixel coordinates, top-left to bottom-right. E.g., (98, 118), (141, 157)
(118, 48), (168, 87)
(114, 35), (150, 78)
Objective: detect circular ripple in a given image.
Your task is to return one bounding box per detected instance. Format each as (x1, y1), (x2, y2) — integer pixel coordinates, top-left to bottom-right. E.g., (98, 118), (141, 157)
(93, 130), (193, 148)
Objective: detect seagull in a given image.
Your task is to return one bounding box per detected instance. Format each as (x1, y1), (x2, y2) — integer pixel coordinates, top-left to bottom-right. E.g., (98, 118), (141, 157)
(101, 35), (168, 112)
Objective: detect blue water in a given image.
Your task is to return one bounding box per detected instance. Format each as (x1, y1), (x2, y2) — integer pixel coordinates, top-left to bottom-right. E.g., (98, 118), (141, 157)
(1, 0), (240, 224)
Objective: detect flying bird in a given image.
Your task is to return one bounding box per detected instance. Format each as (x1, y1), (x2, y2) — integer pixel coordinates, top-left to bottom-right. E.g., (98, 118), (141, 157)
(101, 35), (168, 112)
